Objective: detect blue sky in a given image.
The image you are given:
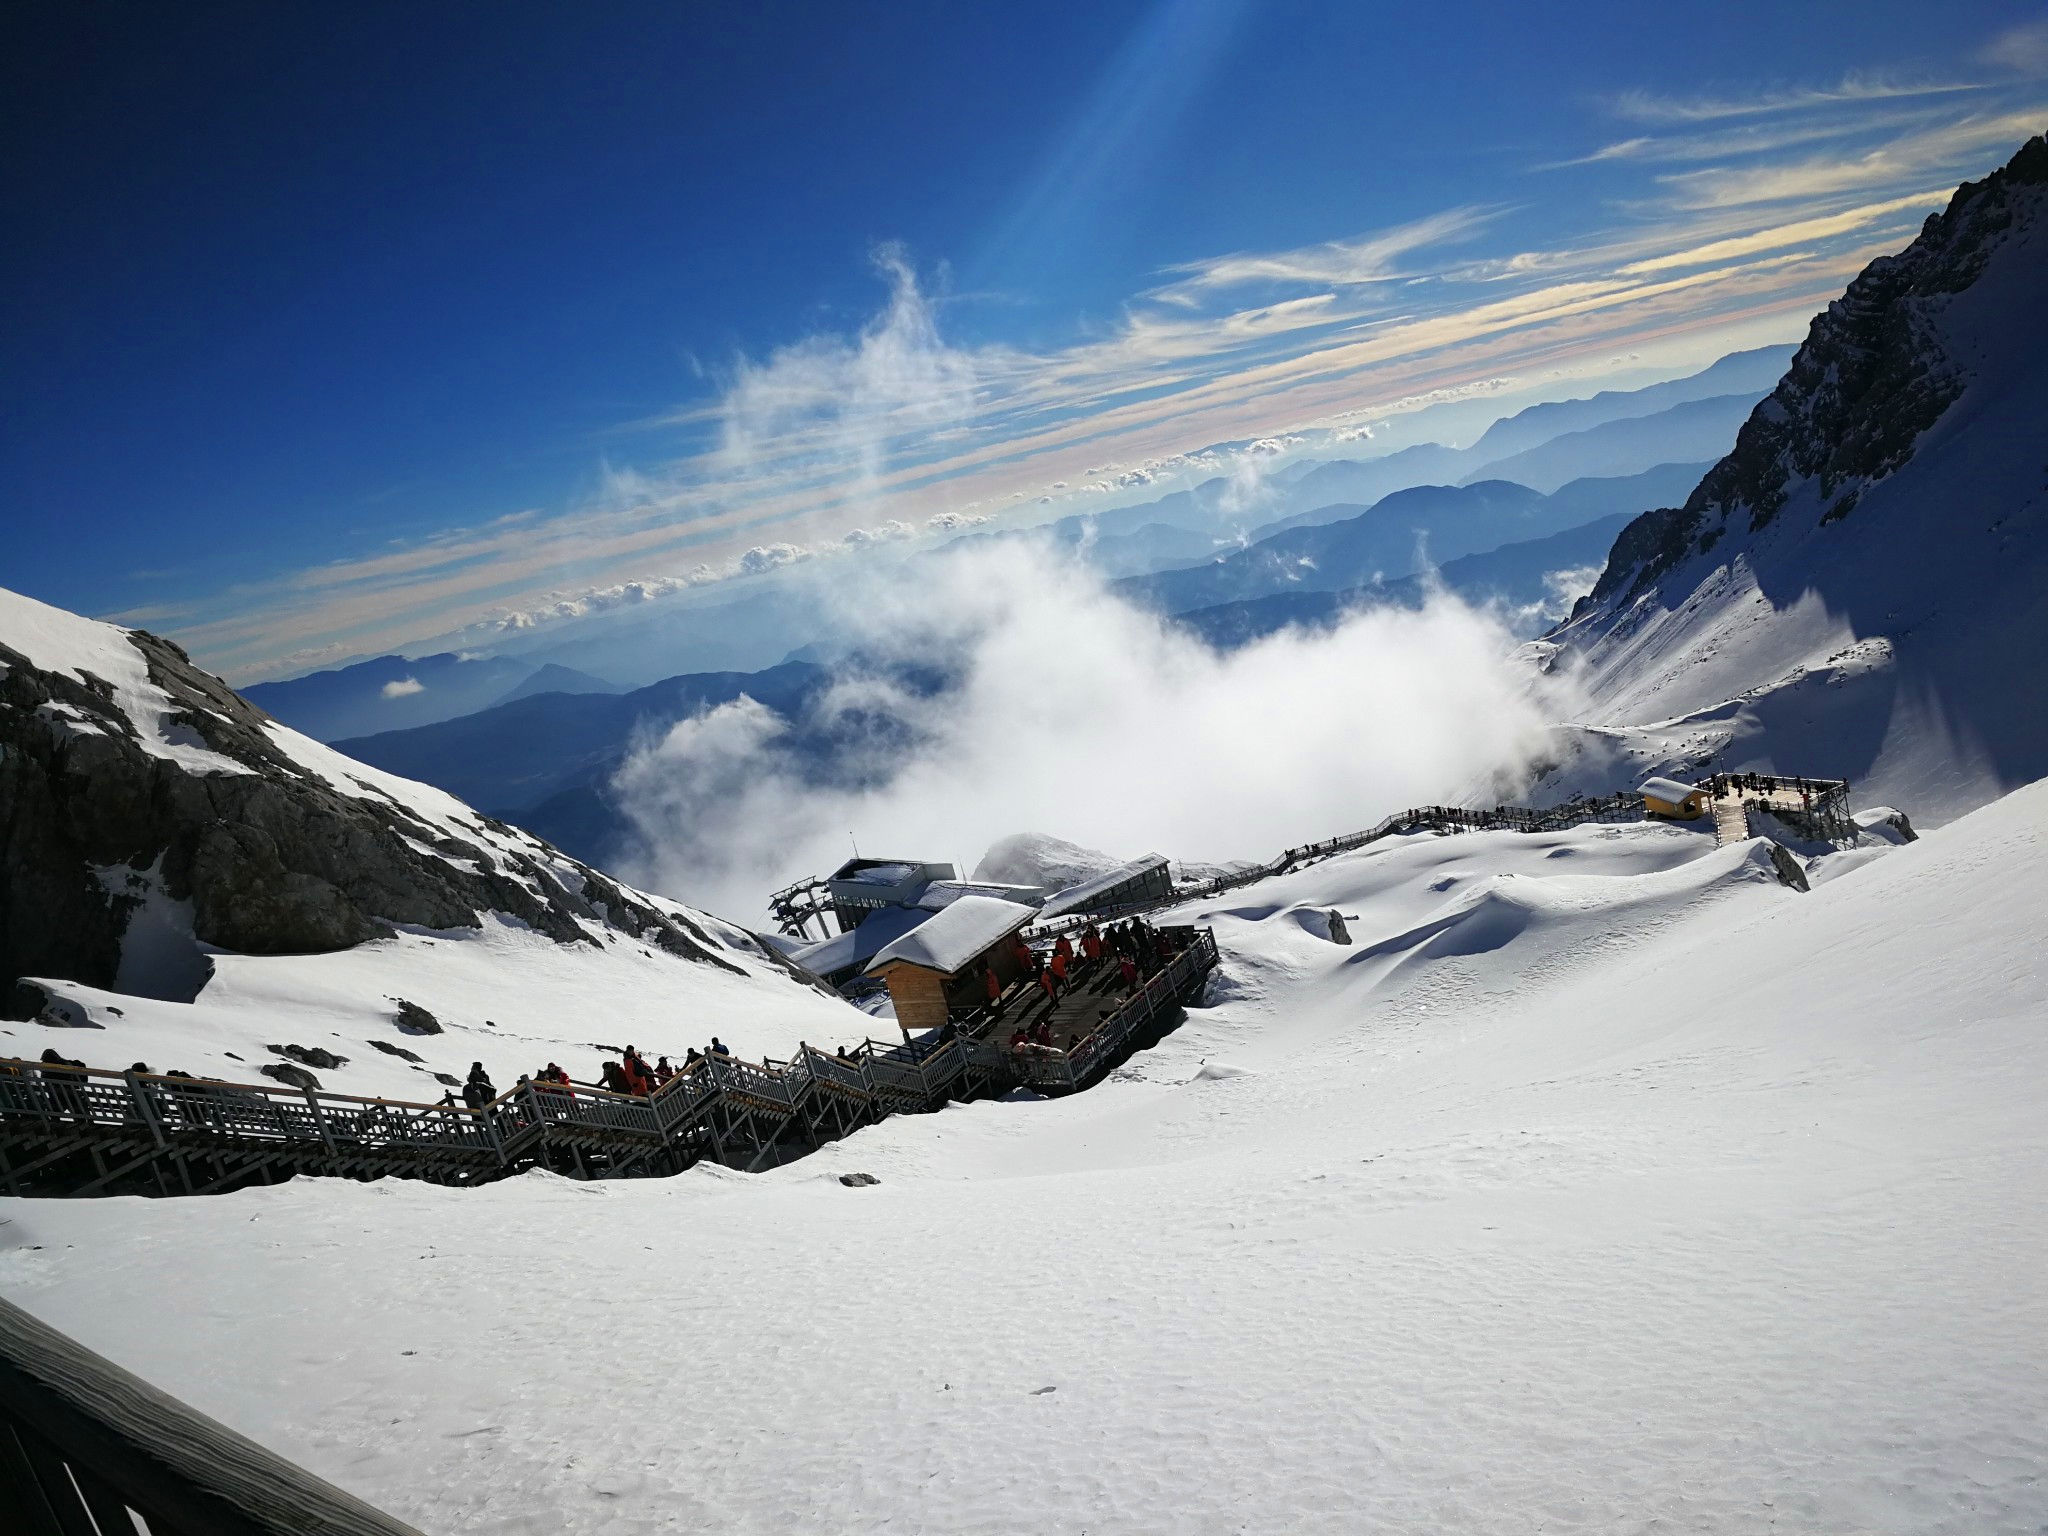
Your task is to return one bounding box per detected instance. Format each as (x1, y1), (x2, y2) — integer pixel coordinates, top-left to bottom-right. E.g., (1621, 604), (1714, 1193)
(4, 1), (2045, 680)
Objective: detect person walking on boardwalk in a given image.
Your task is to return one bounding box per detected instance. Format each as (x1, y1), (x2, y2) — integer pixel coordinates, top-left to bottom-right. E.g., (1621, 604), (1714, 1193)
(1118, 953), (1140, 993)
(621, 1044), (654, 1094)
(1050, 947), (1071, 991)
(985, 962), (1004, 1018)
(709, 1037), (731, 1058)
(462, 1061), (495, 1110)
(1038, 964), (1062, 1006)
(1081, 925), (1103, 970)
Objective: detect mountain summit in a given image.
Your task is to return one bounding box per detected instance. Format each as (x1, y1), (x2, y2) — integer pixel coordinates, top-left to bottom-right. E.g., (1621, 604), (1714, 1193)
(0, 584), (857, 1094)
(1548, 135), (2048, 820)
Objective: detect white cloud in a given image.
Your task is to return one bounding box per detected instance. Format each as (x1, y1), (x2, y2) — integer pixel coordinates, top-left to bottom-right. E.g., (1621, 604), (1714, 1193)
(1611, 76), (1983, 125)
(380, 677), (425, 698)
(1159, 207), (1498, 295)
(1655, 109), (2048, 208)
(610, 542), (1567, 917)
(716, 245), (982, 496)
(1981, 19), (2048, 76)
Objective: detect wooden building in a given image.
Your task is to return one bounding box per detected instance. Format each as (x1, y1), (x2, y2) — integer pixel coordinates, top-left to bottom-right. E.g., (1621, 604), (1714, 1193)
(1037, 854), (1174, 921)
(1640, 776), (1709, 820)
(864, 895), (1039, 1037)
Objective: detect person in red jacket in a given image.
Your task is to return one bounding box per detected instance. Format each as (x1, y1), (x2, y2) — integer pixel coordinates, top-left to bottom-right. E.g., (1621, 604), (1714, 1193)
(984, 962), (1004, 1017)
(1118, 954), (1140, 993)
(1081, 925), (1103, 968)
(1038, 965), (1061, 1005)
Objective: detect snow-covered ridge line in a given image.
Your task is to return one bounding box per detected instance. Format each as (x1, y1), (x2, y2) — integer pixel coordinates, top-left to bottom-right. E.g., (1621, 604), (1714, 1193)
(2, 583), (805, 1019)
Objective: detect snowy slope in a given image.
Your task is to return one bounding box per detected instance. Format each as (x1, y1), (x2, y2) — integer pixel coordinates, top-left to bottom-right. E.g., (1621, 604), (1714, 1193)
(4, 778), (2044, 1532)
(1547, 137), (2048, 823)
(0, 583), (871, 1094)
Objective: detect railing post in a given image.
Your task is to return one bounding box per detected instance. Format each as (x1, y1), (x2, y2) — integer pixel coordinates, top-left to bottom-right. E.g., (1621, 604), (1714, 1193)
(123, 1071), (165, 1150)
(301, 1088), (337, 1154)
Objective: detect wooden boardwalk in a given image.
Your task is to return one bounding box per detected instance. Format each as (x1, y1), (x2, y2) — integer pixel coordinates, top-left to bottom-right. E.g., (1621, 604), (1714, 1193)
(1704, 775), (1854, 848)
(1713, 796), (1752, 846)
(0, 929), (1219, 1200)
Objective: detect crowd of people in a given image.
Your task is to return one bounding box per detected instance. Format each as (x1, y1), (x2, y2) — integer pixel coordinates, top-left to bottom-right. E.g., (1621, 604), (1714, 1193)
(12, 920), (1196, 1120)
(1703, 771), (1835, 812)
(991, 920), (1188, 1053)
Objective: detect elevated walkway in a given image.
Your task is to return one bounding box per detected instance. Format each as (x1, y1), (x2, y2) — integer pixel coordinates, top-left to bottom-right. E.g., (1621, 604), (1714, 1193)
(0, 929), (1218, 1199)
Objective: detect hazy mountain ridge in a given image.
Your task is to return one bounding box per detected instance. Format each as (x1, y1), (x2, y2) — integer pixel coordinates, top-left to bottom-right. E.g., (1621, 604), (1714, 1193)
(1458, 393), (1762, 495)
(1170, 512), (1632, 652)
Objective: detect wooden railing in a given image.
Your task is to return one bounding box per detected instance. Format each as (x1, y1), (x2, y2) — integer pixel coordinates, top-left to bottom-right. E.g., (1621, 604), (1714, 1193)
(1001, 928), (1219, 1092)
(0, 1292), (425, 1534)
(1030, 792), (1652, 936)
(0, 925), (1218, 1198)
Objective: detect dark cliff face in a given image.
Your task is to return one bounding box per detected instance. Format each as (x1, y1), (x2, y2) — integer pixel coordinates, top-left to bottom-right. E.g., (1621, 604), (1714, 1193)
(1, 623), (743, 1011)
(1584, 135), (2048, 613)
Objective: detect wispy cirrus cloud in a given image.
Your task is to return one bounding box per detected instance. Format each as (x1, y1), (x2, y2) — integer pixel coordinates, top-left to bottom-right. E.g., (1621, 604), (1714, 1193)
(164, 38), (2048, 683)
(1979, 19), (2048, 77)
(1154, 206), (1501, 296)
(1609, 74), (1985, 125)
(1655, 107), (2047, 207)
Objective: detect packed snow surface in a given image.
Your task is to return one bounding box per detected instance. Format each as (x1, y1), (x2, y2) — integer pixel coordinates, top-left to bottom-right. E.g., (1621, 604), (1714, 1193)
(5, 783), (2047, 1533)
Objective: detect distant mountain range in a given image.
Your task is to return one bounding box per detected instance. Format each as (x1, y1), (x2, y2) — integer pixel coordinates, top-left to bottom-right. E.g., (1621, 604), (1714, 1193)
(1457, 394), (1760, 495)
(1169, 512), (1633, 651)
(1117, 462), (1708, 616)
(925, 345), (1791, 582)
(1042, 345), (1794, 552)
(1461, 345), (1795, 463)
(334, 661), (832, 833)
(245, 651), (622, 741)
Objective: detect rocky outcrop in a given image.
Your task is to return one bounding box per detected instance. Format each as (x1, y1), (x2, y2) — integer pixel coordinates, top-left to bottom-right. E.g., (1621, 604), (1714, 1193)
(1, 618), (750, 1012)
(1586, 135), (2047, 610)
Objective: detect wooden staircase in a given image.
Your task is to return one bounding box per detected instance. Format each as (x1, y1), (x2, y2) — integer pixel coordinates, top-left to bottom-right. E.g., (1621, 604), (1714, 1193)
(0, 929), (1219, 1199)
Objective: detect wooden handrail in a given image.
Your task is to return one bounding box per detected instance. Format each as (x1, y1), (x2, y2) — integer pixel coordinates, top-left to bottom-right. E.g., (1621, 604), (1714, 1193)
(2, 923), (1220, 1194)
(0, 1293), (427, 1534)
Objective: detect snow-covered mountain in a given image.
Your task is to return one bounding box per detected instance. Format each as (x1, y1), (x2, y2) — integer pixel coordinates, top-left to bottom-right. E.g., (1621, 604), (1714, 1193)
(1542, 135), (2048, 823)
(0, 585), (863, 1096)
(11, 762), (2043, 1530)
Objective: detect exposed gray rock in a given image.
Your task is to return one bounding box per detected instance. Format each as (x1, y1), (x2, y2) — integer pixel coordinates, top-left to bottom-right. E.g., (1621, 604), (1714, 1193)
(8, 981), (99, 1028)
(368, 1039), (425, 1063)
(838, 1172), (881, 1187)
(2, 619), (752, 1008)
(1767, 844), (1812, 893)
(259, 1062), (321, 1091)
(1584, 136), (2048, 610)
(268, 1043), (348, 1071)
(393, 1000), (443, 1035)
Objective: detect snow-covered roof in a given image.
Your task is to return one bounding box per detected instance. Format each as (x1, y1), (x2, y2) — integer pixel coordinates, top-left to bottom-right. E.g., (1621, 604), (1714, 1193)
(789, 905), (931, 980)
(834, 860), (924, 886)
(1639, 777), (1702, 803)
(916, 879), (1048, 912)
(866, 895), (1037, 976)
(1039, 854), (1171, 920)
